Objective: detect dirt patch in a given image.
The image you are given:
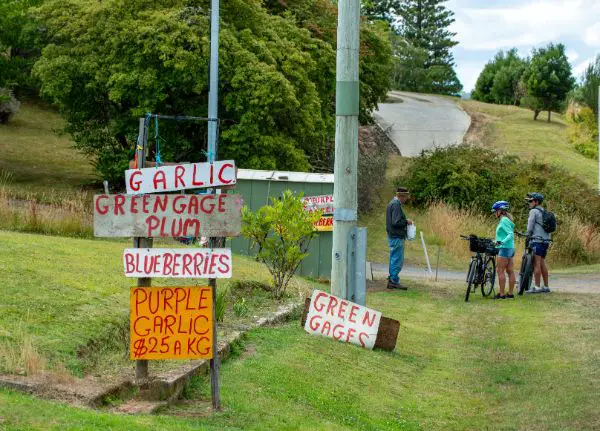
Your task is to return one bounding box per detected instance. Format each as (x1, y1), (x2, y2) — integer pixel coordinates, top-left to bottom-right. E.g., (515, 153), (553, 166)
(461, 108), (496, 146)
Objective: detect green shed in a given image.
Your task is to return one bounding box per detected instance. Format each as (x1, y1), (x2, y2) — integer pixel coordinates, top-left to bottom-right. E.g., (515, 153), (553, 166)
(229, 169), (334, 279)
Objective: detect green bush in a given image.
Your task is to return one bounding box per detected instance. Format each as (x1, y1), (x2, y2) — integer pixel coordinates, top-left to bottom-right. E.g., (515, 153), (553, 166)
(233, 298), (249, 318)
(241, 190), (320, 299)
(566, 106), (598, 160)
(215, 287), (228, 323)
(399, 145), (600, 228)
(0, 88), (20, 124)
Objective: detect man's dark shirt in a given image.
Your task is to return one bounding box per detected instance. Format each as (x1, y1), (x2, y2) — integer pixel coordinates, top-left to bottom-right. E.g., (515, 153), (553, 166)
(386, 198), (408, 239)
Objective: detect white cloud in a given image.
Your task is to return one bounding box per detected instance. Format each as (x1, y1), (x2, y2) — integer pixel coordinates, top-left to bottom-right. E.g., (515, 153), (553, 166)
(573, 57), (594, 77)
(450, 0), (600, 51)
(567, 49), (579, 62)
(456, 62), (486, 93)
(584, 22), (600, 47)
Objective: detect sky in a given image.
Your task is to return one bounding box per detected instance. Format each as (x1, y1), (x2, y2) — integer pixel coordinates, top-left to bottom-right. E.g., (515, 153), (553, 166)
(446, 0), (600, 92)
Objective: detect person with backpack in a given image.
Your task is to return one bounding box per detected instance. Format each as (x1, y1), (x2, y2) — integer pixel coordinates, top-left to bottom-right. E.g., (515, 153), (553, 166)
(492, 201), (516, 299)
(525, 192), (555, 294)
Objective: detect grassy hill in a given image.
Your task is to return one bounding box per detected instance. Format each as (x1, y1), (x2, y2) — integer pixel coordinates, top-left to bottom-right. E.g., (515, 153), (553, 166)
(460, 100), (597, 188)
(0, 103), (95, 200)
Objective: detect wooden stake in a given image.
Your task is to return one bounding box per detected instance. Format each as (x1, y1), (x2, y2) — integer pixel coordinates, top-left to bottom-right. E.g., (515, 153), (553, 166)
(209, 239), (221, 410)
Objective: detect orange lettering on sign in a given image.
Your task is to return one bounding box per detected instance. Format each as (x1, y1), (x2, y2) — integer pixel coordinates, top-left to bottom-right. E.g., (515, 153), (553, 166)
(130, 286), (213, 360)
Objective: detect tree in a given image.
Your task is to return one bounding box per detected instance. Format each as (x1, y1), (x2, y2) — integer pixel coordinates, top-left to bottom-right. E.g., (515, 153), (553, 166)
(33, 0), (392, 186)
(522, 43), (575, 122)
(0, 0), (43, 97)
(472, 49), (528, 105)
(394, 0), (462, 95)
(241, 191), (320, 299)
(361, 0), (401, 24)
(571, 54), (600, 120)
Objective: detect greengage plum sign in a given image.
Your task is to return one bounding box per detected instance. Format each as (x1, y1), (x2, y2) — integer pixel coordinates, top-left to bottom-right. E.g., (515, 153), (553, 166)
(125, 160), (236, 194)
(304, 290), (382, 349)
(93, 194), (243, 238)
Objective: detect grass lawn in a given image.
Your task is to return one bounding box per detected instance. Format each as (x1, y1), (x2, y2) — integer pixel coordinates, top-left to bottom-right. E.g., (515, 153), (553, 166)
(0, 230), (317, 377)
(2, 280), (599, 430)
(0, 102), (96, 199)
(460, 100), (598, 188)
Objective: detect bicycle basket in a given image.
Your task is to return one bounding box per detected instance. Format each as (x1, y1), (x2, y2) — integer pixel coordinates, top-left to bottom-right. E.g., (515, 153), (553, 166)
(469, 236), (494, 253)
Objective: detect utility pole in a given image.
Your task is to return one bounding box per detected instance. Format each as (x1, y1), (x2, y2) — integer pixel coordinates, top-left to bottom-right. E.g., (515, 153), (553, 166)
(331, 0), (360, 299)
(597, 86), (599, 195)
(208, 0), (221, 411)
(208, 0), (220, 160)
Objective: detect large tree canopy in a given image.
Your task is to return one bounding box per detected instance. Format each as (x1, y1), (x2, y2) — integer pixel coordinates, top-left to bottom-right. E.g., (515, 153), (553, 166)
(32, 0), (392, 185)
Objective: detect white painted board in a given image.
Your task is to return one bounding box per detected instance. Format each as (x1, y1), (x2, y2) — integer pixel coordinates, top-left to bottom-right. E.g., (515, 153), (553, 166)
(304, 290), (381, 349)
(125, 160), (236, 194)
(123, 248), (232, 278)
(93, 194), (243, 238)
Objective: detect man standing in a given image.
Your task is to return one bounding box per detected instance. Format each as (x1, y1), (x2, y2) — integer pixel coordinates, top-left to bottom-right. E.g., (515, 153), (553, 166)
(525, 192), (551, 294)
(386, 187), (413, 290)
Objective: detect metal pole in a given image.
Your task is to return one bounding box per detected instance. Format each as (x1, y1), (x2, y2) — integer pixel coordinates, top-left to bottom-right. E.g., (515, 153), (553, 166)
(420, 231), (432, 274)
(331, 0), (360, 299)
(597, 86), (599, 195)
(207, 0), (220, 161)
(435, 246), (441, 282)
(208, 0), (221, 409)
(135, 117), (151, 381)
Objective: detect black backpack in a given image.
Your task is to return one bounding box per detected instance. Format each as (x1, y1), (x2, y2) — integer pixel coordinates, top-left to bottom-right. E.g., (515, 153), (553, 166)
(534, 207), (557, 233)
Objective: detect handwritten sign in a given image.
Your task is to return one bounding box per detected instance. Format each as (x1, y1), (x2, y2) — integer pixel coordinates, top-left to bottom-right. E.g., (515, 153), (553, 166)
(313, 215), (333, 232)
(304, 290), (381, 349)
(123, 248), (232, 278)
(125, 160), (236, 194)
(302, 194), (334, 215)
(93, 194), (242, 237)
(130, 286), (213, 360)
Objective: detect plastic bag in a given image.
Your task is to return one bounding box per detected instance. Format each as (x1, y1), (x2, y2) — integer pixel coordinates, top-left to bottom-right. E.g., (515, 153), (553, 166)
(407, 224), (417, 241)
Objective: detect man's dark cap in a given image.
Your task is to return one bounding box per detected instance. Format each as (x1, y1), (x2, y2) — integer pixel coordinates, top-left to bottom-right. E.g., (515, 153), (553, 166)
(396, 187), (410, 195)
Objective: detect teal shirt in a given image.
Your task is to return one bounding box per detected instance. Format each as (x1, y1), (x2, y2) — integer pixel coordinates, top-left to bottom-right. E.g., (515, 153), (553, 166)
(495, 216), (515, 249)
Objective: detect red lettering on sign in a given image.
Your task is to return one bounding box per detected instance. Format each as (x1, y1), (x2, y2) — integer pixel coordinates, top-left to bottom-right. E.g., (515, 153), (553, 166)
(142, 195), (151, 214)
(358, 332), (369, 348)
(173, 195), (186, 214)
(345, 328), (356, 343)
(313, 292), (328, 312)
(162, 288), (175, 313)
(175, 165), (186, 189)
(183, 219), (201, 237)
(348, 305), (359, 324)
(197, 288), (210, 310)
(338, 300), (348, 319)
(114, 195), (126, 215)
(326, 296), (339, 317)
(133, 316), (150, 336)
(124, 252), (135, 274)
(153, 195), (169, 213)
(218, 254), (230, 274)
(134, 288), (147, 314)
(95, 195), (109, 215)
(194, 316), (209, 335)
(200, 195), (215, 214)
(309, 315), (322, 331)
(153, 170), (167, 190)
(218, 163), (234, 184)
(129, 170), (142, 192)
(362, 311), (376, 328)
(192, 164), (205, 187)
(174, 288), (187, 314)
(183, 254), (193, 276)
(130, 195), (139, 214)
(332, 324), (345, 340)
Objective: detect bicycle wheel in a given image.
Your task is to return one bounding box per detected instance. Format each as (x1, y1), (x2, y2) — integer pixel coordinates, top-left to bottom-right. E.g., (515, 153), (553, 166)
(465, 259), (478, 302)
(518, 253), (533, 295)
(481, 257), (496, 297)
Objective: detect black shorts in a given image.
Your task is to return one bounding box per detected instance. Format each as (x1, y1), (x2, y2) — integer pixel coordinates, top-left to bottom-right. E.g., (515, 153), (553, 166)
(531, 242), (549, 258)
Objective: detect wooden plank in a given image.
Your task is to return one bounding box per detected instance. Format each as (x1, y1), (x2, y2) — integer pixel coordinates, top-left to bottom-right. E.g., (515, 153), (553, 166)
(123, 248), (232, 278)
(300, 292), (399, 352)
(130, 286), (213, 360)
(93, 194), (243, 238)
(125, 160), (236, 194)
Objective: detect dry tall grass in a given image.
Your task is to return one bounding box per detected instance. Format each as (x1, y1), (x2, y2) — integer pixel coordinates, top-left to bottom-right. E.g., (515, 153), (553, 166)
(423, 202), (496, 262)
(0, 185), (92, 237)
(419, 202), (600, 268)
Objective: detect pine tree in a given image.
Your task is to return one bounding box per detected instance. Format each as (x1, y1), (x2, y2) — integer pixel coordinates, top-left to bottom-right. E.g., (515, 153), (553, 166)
(394, 0), (462, 94)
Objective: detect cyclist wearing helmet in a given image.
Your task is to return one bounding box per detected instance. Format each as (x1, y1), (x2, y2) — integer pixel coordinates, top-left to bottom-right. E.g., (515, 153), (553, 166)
(525, 192), (551, 293)
(492, 201), (515, 299)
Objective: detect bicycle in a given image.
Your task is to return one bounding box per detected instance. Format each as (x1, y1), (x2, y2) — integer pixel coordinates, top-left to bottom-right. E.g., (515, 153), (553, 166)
(460, 234), (498, 302)
(515, 232), (553, 295)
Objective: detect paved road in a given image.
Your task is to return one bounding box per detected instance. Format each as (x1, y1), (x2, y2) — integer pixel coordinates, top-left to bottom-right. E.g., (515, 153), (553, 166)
(374, 91), (470, 157)
(371, 263), (600, 294)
